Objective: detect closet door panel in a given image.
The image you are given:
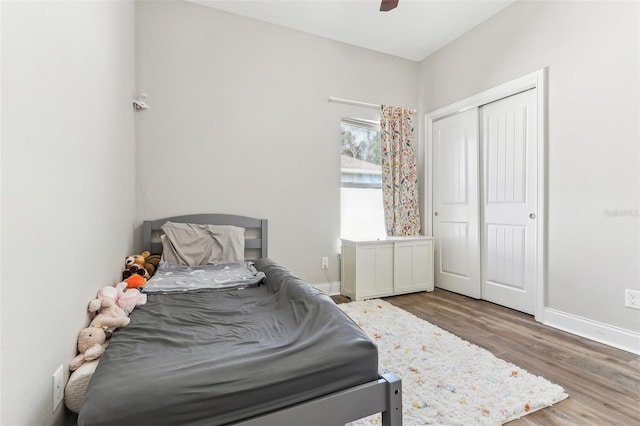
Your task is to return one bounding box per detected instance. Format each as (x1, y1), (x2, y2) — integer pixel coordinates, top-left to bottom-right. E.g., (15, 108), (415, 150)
(432, 108), (481, 298)
(481, 89), (537, 314)
(485, 224), (526, 289)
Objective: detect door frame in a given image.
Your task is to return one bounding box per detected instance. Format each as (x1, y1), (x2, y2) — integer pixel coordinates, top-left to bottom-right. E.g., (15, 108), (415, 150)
(425, 68), (547, 322)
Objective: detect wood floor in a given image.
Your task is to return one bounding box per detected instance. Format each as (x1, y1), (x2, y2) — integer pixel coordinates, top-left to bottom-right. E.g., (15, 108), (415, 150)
(332, 289), (640, 425)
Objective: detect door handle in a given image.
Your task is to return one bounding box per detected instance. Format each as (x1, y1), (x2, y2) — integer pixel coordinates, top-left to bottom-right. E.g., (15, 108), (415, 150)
(529, 213), (536, 219)
(434, 211), (439, 217)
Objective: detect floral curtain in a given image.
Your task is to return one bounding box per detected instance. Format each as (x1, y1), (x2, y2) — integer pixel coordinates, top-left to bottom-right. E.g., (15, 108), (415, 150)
(380, 105), (421, 236)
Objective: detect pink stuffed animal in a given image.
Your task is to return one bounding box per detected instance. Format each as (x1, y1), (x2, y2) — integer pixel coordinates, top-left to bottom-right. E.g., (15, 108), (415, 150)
(97, 282), (147, 315)
(115, 282), (147, 314)
(88, 298), (130, 331)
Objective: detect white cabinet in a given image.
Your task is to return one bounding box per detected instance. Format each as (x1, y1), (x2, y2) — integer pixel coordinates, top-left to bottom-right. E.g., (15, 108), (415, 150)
(341, 237), (434, 301)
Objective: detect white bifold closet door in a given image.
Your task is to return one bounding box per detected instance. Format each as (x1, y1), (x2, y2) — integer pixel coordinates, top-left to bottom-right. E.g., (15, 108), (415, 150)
(432, 89), (538, 314)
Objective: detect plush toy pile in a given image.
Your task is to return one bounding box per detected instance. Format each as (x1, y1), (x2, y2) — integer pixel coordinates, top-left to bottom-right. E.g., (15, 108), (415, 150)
(122, 251), (161, 288)
(68, 288), (133, 373)
(65, 271), (150, 413)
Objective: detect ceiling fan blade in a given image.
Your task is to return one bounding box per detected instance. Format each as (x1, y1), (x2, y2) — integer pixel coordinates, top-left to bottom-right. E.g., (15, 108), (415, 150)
(380, 0), (399, 12)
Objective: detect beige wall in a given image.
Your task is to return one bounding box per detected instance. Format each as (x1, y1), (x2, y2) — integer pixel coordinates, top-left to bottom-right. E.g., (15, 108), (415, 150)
(0, 1), (136, 424)
(418, 0), (640, 334)
(135, 1), (419, 283)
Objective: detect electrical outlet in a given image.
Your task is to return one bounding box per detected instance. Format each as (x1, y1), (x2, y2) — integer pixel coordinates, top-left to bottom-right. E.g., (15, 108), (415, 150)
(625, 289), (639, 309)
(321, 257), (329, 269)
(52, 364), (64, 411)
(625, 289), (640, 309)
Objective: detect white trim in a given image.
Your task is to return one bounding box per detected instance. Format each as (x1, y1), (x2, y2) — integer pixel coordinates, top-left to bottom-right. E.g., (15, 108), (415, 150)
(0, 2), (3, 420)
(425, 117), (434, 238)
(329, 96), (417, 114)
(341, 116), (380, 130)
(544, 308), (640, 355)
(535, 69), (548, 323)
(329, 96), (381, 110)
(426, 69), (544, 121)
(313, 281), (342, 296)
(425, 68), (547, 322)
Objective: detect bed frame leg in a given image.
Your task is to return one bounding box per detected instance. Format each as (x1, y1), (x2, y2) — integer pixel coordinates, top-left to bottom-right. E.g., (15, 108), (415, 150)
(381, 373), (402, 426)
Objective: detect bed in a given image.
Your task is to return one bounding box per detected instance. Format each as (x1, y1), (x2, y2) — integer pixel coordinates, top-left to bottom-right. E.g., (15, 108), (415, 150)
(77, 213), (402, 426)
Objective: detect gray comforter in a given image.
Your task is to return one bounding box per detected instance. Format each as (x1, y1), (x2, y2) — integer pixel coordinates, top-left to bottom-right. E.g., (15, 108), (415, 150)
(78, 259), (378, 426)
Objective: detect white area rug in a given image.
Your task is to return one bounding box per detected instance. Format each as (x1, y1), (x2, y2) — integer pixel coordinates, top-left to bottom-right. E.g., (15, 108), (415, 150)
(338, 299), (568, 425)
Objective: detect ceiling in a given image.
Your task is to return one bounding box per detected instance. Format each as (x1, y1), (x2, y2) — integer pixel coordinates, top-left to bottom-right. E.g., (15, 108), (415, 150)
(186, 0), (516, 62)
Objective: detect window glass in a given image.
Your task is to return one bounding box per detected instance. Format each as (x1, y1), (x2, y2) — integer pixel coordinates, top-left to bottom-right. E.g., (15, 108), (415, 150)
(340, 119), (385, 239)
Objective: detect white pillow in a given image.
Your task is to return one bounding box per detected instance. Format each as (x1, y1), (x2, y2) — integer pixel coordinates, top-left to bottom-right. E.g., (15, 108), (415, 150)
(65, 359), (99, 413)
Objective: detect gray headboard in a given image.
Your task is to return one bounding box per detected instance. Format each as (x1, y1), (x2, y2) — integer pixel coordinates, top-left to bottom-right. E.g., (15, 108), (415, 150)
(142, 213), (268, 259)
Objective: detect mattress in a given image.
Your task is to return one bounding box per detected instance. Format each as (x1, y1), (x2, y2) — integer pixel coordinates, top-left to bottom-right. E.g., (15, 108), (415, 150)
(78, 258), (378, 426)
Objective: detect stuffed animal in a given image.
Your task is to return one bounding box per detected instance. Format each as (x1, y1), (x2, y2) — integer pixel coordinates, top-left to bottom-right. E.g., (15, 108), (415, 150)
(117, 283), (147, 313)
(122, 272), (146, 289)
(69, 327), (108, 371)
(145, 254), (161, 276)
(88, 298), (130, 331)
(96, 283), (120, 305)
(123, 262), (149, 280)
(125, 251), (161, 278)
(97, 282), (147, 314)
(122, 259), (148, 288)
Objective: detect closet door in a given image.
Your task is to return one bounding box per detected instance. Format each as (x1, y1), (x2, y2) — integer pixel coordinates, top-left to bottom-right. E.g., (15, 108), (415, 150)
(432, 108), (481, 298)
(480, 89), (537, 314)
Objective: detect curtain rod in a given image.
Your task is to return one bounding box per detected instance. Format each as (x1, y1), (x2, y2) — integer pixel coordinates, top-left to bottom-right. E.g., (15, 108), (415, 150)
(328, 96), (417, 113)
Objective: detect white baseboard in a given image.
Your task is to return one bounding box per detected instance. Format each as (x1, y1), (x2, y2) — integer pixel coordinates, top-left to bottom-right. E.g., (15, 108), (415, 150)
(313, 281), (341, 296)
(544, 308), (640, 355)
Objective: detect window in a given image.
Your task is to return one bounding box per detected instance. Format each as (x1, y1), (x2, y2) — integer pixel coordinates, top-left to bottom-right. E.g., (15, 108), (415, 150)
(340, 118), (385, 239)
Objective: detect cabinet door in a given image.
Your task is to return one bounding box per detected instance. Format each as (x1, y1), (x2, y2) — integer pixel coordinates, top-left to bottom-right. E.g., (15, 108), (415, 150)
(357, 244), (394, 298)
(340, 243), (357, 299)
(394, 240), (433, 293)
(415, 240), (434, 291)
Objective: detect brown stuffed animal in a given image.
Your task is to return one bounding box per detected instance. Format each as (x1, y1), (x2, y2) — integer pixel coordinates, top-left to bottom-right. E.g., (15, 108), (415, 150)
(122, 263), (147, 280)
(69, 327), (107, 371)
(88, 298), (130, 332)
(124, 251), (161, 278)
(145, 254), (161, 276)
